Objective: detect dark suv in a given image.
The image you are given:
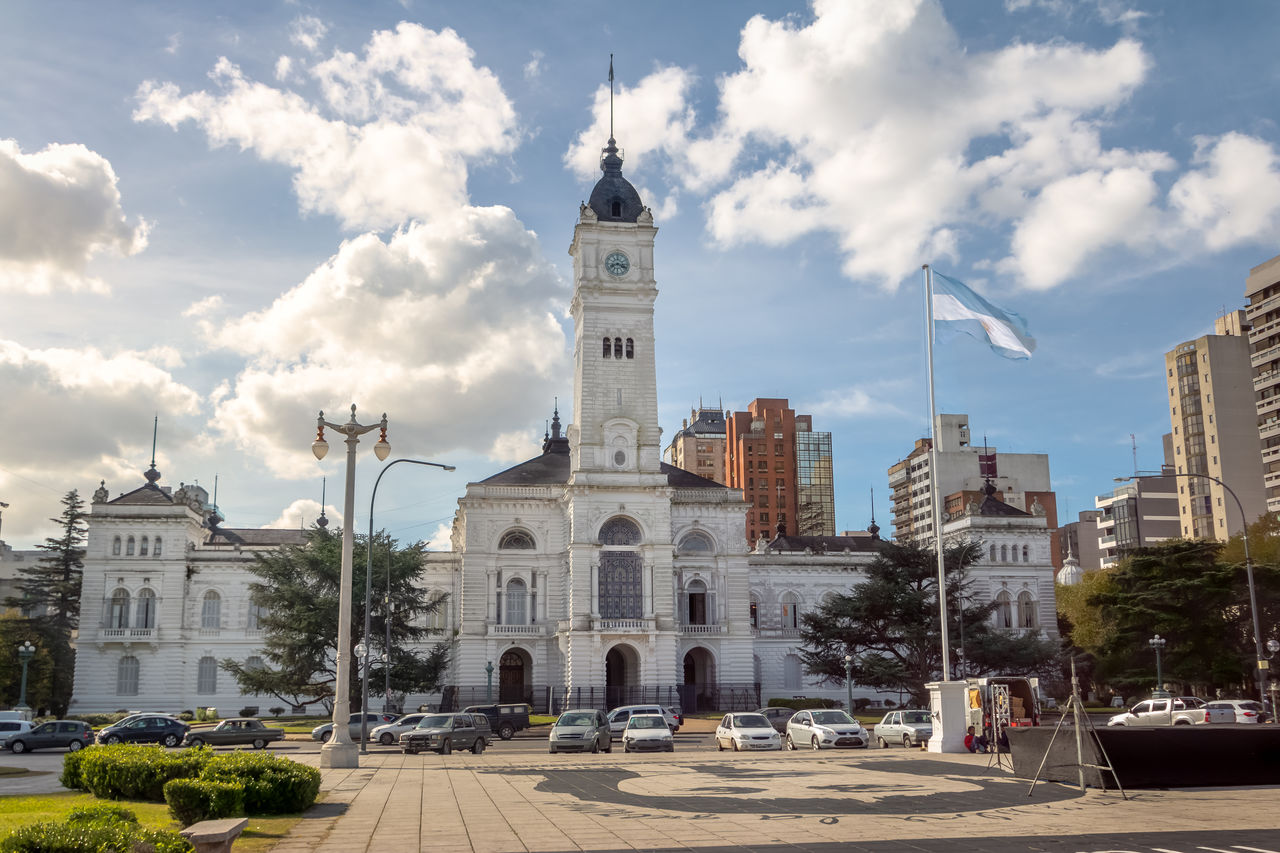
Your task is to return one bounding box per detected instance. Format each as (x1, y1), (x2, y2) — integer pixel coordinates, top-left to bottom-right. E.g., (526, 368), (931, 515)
(400, 713), (491, 755)
(97, 715), (189, 747)
(6, 720), (94, 753)
(462, 703), (530, 740)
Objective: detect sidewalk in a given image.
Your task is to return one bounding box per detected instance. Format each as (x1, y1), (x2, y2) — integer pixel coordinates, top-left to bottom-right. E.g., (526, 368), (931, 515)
(272, 746), (1280, 853)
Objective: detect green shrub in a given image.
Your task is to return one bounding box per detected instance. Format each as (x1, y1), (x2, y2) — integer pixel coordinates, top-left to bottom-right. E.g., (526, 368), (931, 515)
(164, 778), (245, 827)
(59, 747), (91, 791)
(766, 697), (844, 711)
(179, 710), (196, 721)
(201, 751), (321, 814)
(79, 744), (212, 802)
(0, 806), (190, 853)
(269, 706), (285, 718)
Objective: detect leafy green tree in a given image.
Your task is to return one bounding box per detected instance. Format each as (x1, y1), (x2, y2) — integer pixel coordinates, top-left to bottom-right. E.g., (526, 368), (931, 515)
(1221, 514), (1280, 662)
(798, 540), (1058, 705)
(221, 526), (449, 711)
(3, 490), (87, 715)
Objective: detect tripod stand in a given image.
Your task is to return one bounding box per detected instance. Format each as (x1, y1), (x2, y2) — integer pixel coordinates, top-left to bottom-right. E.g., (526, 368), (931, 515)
(984, 684), (1012, 773)
(1026, 659), (1126, 799)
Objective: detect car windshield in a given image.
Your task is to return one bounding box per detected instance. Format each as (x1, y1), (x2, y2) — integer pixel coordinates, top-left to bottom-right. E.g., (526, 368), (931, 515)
(811, 711), (855, 725)
(627, 716), (667, 729)
(902, 712), (931, 725)
(557, 712), (596, 727)
(416, 715), (452, 728)
(732, 714), (770, 729)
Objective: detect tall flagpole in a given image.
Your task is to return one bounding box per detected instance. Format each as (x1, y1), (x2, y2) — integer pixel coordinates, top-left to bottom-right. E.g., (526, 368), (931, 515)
(923, 264), (952, 682)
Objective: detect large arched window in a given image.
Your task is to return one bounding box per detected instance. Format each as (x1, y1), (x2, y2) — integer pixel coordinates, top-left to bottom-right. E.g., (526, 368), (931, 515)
(425, 592), (448, 630)
(108, 589), (130, 630)
(989, 544), (996, 562)
(995, 591), (1013, 629)
(139, 536), (149, 557)
(1017, 590), (1037, 628)
(749, 594), (759, 629)
(498, 529), (535, 550)
(599, 517), (641, 546)
(246, 603), (267, 631)
(1022, 544), (1030, 562)
(678, 531), (714, 554)
(781, 592), (800, 629)
(625, 338), (634, 359)
(1000, 544), (1008, 562)
(246, 656), (265, 670)
(116, 655), (139, 696)
(201, 591), (221, 629)
(686, 579), (708, 626)
(136, 588), (156, 630)
(505, 578), (528, 625)
(603, 337), (612, 358)
(112, 536), (122, 556)
(153, 537), (162, 558)
(126, 536), (135, 556)
(783, 654), (803, 689)
(197, 656), (218, 694)
(598, 517), (643, 618)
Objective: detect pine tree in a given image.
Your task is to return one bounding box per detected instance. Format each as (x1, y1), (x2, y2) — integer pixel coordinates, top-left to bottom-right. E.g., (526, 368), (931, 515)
(3, 490), (87, 715)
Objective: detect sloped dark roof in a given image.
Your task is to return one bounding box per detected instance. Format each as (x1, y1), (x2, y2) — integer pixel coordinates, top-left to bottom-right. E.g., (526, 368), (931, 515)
(588, 138), (644, 223)
(766, 533), (880, 554)
(480, 449), (727, 491)
(206, 528), (309, 547)
(674, 408), (726, 439)
(107, 483), (174, 506)
(661, 463), (724, 488)
(978, 495), (1032, 517)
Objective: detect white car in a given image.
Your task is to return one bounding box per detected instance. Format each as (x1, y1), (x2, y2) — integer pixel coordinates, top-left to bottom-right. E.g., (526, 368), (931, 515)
(785, 709), (869, 750)
(621, 714), (674, 753)
(714, 712), (782, 751)
(1206, 699), (1266, 724)
(0, 720), (32, 748)
(607, 705), (679, 738)
(1107, 696), (1228, 726)
(370, 713), (430, 745)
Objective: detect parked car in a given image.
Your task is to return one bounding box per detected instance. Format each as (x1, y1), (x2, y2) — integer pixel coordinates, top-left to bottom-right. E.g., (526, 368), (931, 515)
(370, 713), (431, 746)
(310, 712), (398, 742)
(5, 720), (93, 753)
(462, 704), (531, 740)
(1206, 699), (1266, 724)
(714, 713), (782, 751)
(665, 706), (684, 730)
(786, 709), (869, 750)
(548, 709), (612, 754)
(1107, 696), (1228, 726)
(399, 713), (490, 755)
(607, 705), (680, 738)
(874, 709), (933, 748)
(183, 717), (284, 749)
(97, 715), (190, 747)
(621, 714), (674, 753)
(754, 707), (797, 733)
(0, 720), (33, 748)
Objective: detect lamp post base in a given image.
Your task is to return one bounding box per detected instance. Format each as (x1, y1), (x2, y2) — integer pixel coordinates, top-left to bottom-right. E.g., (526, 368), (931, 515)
(319, 740), (360, 768)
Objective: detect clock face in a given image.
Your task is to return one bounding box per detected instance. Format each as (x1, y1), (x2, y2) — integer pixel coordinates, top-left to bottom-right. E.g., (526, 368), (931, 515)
(604, 251), (630, 277)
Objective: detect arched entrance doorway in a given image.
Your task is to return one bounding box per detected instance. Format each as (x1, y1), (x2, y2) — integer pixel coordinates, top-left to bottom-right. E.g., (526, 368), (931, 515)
(604, 643), (640, 708)
(679, 647), (716, 713)
(499, 648), (530, 704)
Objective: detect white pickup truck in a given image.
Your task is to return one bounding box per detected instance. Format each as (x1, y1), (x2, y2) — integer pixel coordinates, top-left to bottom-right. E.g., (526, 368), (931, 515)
(1107, 695), (1234, 726)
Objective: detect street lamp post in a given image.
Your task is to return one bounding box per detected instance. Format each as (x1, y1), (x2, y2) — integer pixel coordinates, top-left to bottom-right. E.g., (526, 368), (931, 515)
(312, 404), (390, 769)
(15, 641), (35, 717)
(359, 458), (454, 753)
(1149, 634), (1167, 696)
(844, 654), (854, 714)
(1117, 471), (1268, 702)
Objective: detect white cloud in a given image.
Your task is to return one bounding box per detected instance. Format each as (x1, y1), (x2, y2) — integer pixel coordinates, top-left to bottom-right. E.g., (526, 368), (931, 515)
(0, 139), (150, 293)
(134, 23), (518, 231)
(203, 207), (569, 478)
(806, 385), (908, 419)
(489, 430), (541, 463)
(262, 497), (340, 530)
(289, 16), (328, 53)
(1169, 133), (1280, 252)
(274, 55), (293, 81)
(165, 32), (182, 55)
(523, 50), (543, 81)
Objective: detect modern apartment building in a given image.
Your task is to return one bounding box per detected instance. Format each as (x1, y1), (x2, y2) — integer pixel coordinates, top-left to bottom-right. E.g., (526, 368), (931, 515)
(1093, 474), (1180, 568)
(888, 414), (1059, 564)
(1164, 311), (1267, 539)
(1244, 252), (1280, 515)
(1058, 510), (1104, 573)
(725, 398), (835, 544)
(664, 405), (728, 485)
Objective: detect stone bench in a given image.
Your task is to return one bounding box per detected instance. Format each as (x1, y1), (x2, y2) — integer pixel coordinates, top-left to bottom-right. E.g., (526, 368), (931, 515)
(179, 817), (249, 853)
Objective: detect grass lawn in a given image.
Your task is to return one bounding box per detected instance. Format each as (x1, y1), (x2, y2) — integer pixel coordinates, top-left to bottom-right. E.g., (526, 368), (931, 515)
(0, 791), (307, 852)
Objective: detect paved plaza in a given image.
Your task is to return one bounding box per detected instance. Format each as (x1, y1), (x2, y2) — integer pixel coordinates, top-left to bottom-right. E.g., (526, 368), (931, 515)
(272, 745), (1280, 853)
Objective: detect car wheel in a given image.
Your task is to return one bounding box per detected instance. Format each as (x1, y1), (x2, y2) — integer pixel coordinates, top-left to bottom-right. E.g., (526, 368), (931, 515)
(188, 737), (205, 748)
(322, 730), (332, 741)
(590, 738), (600, 754)
(163, 734), (180, 748)
(876, 737), (888, 749)
(1174, 719), (1191, 726)
(548, 746), (557, 754)
(68, 740), (83, 752)
(9, 740), (25, 754)
(786, 734), (796, 750)
(733, 739), (741, 752)
(811, 735), (821, 750)
(604, 738), (612, 753)
(441, 739), (452, 755)
(903, 735), (912, 749)
(716, 738), (724, 751)
(105, 735), (121, 745)
(623, 744), (631, 753)
(253, 738), (267, 750)
(499, 723), (515, 741)
(380, 733), (394, 745)
(472, 738), (485, 754)
(404, 747), (418, 755)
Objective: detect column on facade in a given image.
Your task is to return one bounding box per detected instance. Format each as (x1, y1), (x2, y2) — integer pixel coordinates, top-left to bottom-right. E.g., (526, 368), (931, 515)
(643, 556), (653, 618)
(589, 560), (599, 617)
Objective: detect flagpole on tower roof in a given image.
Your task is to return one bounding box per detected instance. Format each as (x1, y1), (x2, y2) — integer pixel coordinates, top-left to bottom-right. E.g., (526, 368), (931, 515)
(608, 54), (615, 140)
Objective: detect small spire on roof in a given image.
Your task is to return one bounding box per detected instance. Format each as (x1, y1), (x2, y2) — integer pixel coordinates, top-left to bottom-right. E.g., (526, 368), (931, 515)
(144, 414), (162, 485)
(316, 477), (329, 529)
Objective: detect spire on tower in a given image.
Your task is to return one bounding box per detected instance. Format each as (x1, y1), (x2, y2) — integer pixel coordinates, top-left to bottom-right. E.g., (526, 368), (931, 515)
(317, 477), (330, 529)
(144, 414), (162, 485)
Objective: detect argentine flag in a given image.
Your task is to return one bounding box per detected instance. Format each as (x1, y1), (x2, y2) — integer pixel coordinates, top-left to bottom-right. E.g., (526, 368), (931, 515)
(932, 271), (1036, 360)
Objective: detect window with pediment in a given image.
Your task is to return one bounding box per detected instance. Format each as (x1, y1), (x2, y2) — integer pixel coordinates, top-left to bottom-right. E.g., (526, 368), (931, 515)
(599, 517), (641, 546)
(499, 529), (535, 550)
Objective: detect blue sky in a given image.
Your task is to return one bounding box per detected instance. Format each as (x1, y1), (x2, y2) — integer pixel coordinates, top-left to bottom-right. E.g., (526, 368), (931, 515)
(2, 0), (1279, 549)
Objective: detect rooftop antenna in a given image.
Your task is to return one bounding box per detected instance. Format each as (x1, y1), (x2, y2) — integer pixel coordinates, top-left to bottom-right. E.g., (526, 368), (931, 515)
(149, 414), (158, 469)
(1130, 433), (1138, 478)
(317, 477), (329, 529)
(608, 54), (615, 139)
(212, 474), (219, 509)
(869, 486), (876, 526)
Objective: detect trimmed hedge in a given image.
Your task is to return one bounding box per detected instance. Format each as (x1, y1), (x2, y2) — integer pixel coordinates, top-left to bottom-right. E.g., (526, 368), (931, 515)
(59, 748), (89, 791)
(766, 697), (844, 711)
(0, 803), (190, 853)
(201, 751), (321, 814)
(164, 778), (245, 827)
(79, 745), (211, 801)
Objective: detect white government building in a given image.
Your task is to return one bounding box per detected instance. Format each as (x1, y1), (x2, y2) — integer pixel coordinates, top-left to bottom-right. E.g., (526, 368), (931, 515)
(67, 136), (1056, 715)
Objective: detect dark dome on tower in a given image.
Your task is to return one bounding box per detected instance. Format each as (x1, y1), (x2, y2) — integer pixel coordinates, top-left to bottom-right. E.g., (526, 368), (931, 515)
(588, 138), (644, 223)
